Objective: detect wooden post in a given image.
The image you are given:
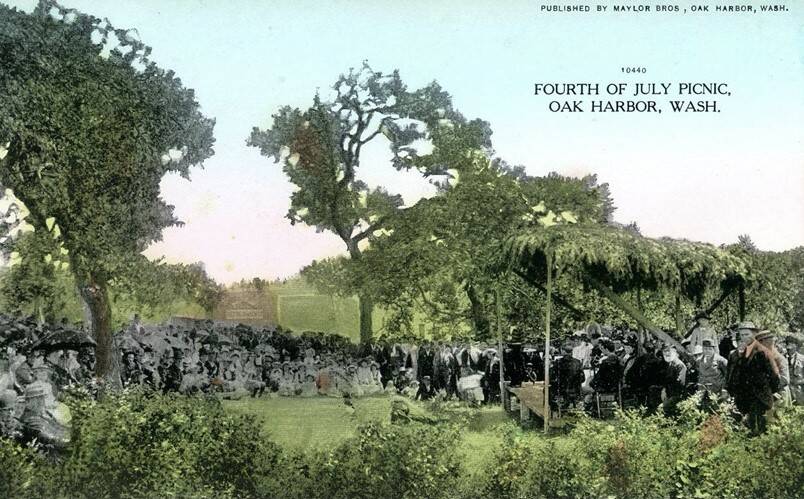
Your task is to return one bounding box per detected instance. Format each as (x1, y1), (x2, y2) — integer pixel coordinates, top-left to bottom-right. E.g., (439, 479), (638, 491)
(496, 286), (505, 409)
(684, 285), (736, 337)
(512, 270), (586, 320)
(674, 292), (683, 338)
(585, 275), (684, 351)
(543, 251), (552, 434)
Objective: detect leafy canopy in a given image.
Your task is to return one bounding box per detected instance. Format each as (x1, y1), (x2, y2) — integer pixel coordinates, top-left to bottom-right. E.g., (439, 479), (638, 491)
(0, 0), (215, 279)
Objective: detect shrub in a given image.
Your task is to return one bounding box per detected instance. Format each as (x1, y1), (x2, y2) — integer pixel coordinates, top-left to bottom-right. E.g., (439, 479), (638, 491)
(56, 387), (282, 498)
(311, 422), (462, 499)
(0, 437), (41, 498)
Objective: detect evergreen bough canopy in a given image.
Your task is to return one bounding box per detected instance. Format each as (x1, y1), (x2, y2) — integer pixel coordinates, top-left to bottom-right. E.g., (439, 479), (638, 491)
(506, 224), (748, 304)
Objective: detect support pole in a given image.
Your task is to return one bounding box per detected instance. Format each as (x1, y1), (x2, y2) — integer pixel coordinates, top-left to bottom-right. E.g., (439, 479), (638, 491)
(543, 251), (552, 434)
(674, 292), (683, 338)
(496, 286), (505, 409)
(684, 284), (736, 337)
(585, 275), (684, 351)
(512, 270), (586, 320)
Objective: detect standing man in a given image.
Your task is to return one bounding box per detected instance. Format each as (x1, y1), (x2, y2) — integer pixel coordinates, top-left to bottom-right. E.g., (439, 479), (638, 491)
(727, 330), (781, 434)
(687, 314), (718, 351)
(660, 344), (687, 415)
(785, 337), (803, 405)
(696, 339), (728, 394)
(719, 324), (738, 359)
(726, 321), (760, 384)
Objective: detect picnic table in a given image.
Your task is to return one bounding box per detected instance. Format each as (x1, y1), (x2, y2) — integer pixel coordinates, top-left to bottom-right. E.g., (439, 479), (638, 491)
(507, 382), (546, 422)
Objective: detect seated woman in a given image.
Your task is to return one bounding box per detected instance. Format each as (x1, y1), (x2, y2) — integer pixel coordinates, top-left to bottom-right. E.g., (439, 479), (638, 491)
(278, 362), (297, 397)
(338, 365), (363, 397)
(299, 373), (318, 397)
(457, 366), (484, 405)
(242, 356), (266, 398)
(180, 364), (206, 395)
(315, 362), (337, 397)
(358, 361), (382, 395)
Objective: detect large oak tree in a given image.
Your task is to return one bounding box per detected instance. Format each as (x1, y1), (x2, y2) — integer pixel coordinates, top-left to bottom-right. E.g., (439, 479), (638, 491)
(0, 1), (215, 378)
(248, 63), (489, 344)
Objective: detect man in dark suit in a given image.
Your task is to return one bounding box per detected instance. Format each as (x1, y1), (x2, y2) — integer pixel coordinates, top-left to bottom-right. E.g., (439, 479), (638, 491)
(417, 344), (434, 382)
(551, 342), (584, 410)
(727, 330), (782, 434)
(591, 339), (622, 394)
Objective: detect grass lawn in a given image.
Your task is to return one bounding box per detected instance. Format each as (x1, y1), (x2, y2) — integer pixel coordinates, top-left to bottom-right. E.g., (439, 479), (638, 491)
(223, 395), (510, 477)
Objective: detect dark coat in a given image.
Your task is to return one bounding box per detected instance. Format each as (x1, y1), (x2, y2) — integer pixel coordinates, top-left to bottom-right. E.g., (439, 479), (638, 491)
(415, 382), (436, 401)
(417, 349), (434, 380)
(552, 355), (583, 399)
(591, 355), (622, 393)
(727, 348), (781, 412)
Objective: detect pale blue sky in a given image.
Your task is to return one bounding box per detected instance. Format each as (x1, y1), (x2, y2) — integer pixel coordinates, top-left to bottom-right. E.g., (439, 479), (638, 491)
(5, 1), (803, 283)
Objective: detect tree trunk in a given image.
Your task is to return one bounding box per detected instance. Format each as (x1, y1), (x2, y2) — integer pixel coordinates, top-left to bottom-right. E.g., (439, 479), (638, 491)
(466, 284), (491, 339)
(346, 239), (373, 345)
(358, 292), (373, 345)
(76, 273), (120, 386)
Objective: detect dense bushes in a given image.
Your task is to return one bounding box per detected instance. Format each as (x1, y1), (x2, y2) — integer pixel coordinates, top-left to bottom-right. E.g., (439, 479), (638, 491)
(479, 402), (804, 499)
(55, 387), (280, 498)
(256, 421), (463, 499)
(0, 437), (40, 498)
(4, 390), (803, 498)
(313, 422), (462, 499)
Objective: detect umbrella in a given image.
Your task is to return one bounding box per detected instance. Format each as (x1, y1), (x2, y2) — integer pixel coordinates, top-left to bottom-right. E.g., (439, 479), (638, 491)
(32, 327), (96, 353)
(116, 335), (144, 354)
(142, 335), (171, 354)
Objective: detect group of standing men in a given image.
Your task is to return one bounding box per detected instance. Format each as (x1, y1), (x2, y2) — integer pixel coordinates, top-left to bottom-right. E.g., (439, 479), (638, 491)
(541, 318), (803, 434)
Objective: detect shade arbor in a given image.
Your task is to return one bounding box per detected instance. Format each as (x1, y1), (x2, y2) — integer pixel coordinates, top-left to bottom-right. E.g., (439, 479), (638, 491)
(504, 223), (749, 432)
(505, 223), (750, 348)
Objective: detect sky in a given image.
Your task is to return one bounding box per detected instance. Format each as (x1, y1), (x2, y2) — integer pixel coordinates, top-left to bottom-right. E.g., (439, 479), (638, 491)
(5, 0), (804, 284)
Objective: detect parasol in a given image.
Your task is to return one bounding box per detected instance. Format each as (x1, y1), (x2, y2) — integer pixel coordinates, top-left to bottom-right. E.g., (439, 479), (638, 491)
(32, 328), (96, 353)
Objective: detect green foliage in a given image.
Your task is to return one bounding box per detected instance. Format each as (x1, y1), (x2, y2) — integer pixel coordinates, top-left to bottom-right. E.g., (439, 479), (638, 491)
(479, 407), (804, 499)
(249, 62), (489, 342)
(108, 255), (224, 323)
(0, 230), (84, 324)
(0, 0), (215, 374)
(719, 240), (804, 331)
(56, 388), (277, 498)
(307, 158), (616, 340)
(311, 422), (463, 499)
(0, 231), (222, 328)
(507, 224), (748, 302)
(4, 392), (804, 499)
(0, 437), (44, 498)
(0, 1), (215, 274)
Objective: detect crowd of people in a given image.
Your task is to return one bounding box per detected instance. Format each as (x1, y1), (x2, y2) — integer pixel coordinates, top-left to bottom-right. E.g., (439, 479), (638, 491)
(1, 313), (802, 442)
(521, 317), (803, 434)
(115, 315), (502, 405)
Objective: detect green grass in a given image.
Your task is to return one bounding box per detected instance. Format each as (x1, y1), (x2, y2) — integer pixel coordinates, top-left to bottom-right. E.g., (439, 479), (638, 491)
(224, 395), (392, 450)
(223, 395), (510, 476)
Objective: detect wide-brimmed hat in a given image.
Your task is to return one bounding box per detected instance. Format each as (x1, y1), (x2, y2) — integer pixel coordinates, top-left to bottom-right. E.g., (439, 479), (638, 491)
(753, 330), (775, 342)
(736, 321), (759, 331)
